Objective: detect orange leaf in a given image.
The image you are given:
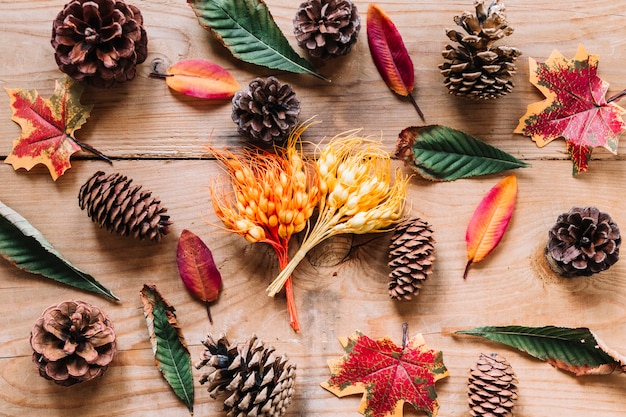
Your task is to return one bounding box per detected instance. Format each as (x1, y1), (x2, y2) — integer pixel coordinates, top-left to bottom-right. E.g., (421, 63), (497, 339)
(4, 76), (103, 181)
(164, 59), (241, 99)
(366, 3), (424, 121)
(176, 229), (222, 323)
(464, 174), (517, 279)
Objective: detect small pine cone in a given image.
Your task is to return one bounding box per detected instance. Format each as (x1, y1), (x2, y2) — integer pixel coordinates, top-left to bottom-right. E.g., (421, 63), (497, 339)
(51, 0), (148, 88)
(388, 217), (435, 300)
(468, 353), (518, 417)
(546, 206), (621, 277)
(30, 300), (116, 386)
(196, 334), (296, 417)
(232, 77), (300, 147)
(293, 0), (361, 61)
(78, 171), (171, 242)
(439, 0), (521, 99)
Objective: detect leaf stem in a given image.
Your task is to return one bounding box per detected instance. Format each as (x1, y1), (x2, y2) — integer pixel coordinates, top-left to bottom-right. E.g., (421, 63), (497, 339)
(407, 93), (425, 122)
(607, 88), (626, 103)
(205, 301), (213, 324)
(73, 138), (112, 164)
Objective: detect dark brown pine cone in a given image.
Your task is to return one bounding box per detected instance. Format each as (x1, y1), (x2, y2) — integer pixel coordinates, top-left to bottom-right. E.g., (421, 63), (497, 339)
(30, 300), (116, 386)
(51, 0), (148, 88)
(468, 353), (518, 417)
(78, 171), (171, 242)
(439, 0), (521, 99)
(546, 206), (621, 277)
(232, 77), (300, 146)
(293, 0), (361, 61)
(196, 334), (296, 417)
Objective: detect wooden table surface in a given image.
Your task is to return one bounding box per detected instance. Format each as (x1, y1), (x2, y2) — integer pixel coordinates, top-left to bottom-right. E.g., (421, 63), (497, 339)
(2, 0), (626, 416)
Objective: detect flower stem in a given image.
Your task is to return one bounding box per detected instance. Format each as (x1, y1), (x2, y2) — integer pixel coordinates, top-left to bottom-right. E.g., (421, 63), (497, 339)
(274, 245), (300, 332)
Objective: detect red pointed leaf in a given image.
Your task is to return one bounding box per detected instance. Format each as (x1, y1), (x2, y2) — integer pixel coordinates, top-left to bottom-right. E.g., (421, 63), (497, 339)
(165, 59), (241, 99)
(322, 328), (448, 417)
(367, 3), (423, 120)
(464, 174), (517, 279)
(515, 44), (626, 174)
(4, 76), (95, 180)
(176, 229), (222, 322)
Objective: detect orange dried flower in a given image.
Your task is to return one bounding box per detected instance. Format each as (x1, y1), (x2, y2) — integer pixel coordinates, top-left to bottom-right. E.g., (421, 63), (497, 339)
(208, 123), (320, 331)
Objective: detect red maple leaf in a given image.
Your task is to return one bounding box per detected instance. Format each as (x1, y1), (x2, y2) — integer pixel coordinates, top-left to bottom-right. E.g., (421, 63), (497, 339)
(322, 326), (448, 417)
(515, 44), (626, 174)
(4, 75), (109, 180)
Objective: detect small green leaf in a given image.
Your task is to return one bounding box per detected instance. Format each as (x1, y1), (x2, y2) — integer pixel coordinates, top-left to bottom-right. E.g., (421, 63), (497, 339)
(0, 199), (118, 300)
(140, 284), (194, 414)
(456, 325), (625, 375)
(395, 125), (530, 181)
(187, 0), (327, 80)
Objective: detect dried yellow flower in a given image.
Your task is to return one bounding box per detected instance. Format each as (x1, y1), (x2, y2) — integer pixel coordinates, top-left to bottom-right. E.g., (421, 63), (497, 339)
(267, 131), (408, 297)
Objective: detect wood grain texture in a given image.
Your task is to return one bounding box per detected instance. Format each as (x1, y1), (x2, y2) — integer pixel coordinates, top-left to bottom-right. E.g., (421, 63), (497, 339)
(1, 1), (626, 416)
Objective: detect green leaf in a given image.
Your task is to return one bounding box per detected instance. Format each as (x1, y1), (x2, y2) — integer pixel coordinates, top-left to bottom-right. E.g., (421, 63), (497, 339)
(395, 125), (530, 181)
(0, 199), (118, 300)
(187, 0), (327, 80)
(456, 325), (626, 376)
(140, 284), (194, 414)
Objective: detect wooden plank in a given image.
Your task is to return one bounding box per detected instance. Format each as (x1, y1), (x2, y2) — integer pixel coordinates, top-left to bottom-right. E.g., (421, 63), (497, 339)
(1, 0), (626, 416)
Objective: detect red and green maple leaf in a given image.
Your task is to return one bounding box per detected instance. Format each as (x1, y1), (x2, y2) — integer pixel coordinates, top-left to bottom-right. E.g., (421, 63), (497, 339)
(4, 75), (109, 181)
(321, 326), (449, 417)
(514, 44), (626, 175)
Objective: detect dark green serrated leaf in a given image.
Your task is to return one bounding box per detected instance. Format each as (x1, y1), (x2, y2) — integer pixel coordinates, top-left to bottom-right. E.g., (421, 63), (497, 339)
(396, 125), (530, 181)
(141, 284), (194, 414)
(187, 0), (327, 80)
(0, 200), (118, 300)
(456, 325), (621, 375)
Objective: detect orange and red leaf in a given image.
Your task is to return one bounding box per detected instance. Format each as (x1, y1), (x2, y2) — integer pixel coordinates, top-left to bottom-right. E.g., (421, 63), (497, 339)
(514, 44), (626, 175)
(464, 174), (517, 279)
(4, 75), (93, 180)
(322, 329), (448, 417)
(165, 59), (241, 99)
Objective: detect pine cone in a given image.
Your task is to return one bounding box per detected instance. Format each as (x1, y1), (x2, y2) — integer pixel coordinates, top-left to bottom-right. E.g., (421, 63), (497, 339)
(232, 77), (300, 147)
(196, 334), (296, 417)
(388, 217), (435, 300)
(78, 171), (171, 242)
(293, 0), (360, 61)
(439, 0), (521, 99)
(468, 353), (518, 417)
(51, 0), (148, 88)
(546, 206), (621, 277)
(30, 300), (116, 386)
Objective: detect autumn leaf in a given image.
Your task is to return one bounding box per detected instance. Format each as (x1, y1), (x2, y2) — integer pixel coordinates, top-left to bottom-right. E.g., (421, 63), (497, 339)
(322, 325), (449, 417)
(464, 174), (517, 279)
(396, 125), (529, 181)
(367, 3), (424, 121)
(456, 325), (626, 376)
(152, 59), (241, 99)
(176, 229), (222, 323)
(514, 44), (626, 175)
(140, 284), (194, 414)
(4, 75), (110, 181)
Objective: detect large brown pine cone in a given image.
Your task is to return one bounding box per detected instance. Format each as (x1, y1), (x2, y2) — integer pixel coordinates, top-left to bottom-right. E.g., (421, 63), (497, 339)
(293, 0), (361, 61)
(51, 0), (148, 88)
(30, 300), (116, 386)
(546, 206), (621, 277)
(78, 171), (171, 242)
(439, 0), (521, 99)
(232, 77), (300, 146)
(468, 353), (518, 417)
(196, 334), (296, 417)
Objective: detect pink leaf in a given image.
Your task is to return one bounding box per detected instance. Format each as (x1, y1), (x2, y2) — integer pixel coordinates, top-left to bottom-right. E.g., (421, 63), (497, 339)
(165, 59), (241, 99)
(176, 229), (222, 323)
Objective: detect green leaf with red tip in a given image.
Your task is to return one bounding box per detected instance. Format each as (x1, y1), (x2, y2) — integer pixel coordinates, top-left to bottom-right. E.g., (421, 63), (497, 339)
(464, 174), (517, 279)
(176, 229), (222, 323)
(322, 328), (448, 417)
(456, 325), (626, 376)
(162, 59), (241, 99)
(4, 76), (108, 181)
(367, 3), (423, 120)
(514, 44), (626, 175)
